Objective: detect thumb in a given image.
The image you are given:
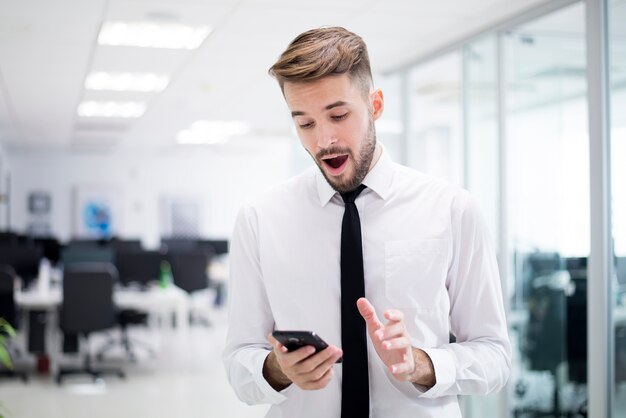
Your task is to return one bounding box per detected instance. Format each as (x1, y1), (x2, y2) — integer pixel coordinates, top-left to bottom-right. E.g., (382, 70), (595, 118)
(357, 297), (383, 331)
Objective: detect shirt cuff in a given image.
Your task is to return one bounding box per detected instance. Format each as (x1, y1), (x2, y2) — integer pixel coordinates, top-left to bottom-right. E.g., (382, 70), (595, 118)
(413, 347), (456, 398)
(250, 349), (290, 404)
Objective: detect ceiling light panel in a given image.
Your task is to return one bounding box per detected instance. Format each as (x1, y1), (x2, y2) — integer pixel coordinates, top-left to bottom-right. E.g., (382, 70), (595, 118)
(85, 72), (170, 92)
(177, 120), (251, 145)
(77, 101), (146, 118)
(98, 21), (212, 49)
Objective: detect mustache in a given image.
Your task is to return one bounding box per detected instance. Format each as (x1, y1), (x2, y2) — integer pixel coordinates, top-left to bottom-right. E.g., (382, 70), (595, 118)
(316, 147), (353, 160)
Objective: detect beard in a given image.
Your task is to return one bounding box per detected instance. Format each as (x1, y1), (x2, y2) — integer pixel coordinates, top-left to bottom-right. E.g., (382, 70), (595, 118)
(312, 118), (377, 194)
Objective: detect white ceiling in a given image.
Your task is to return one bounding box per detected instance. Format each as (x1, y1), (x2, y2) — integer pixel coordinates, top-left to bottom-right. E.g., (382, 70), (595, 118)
(0, 0), (552, 153)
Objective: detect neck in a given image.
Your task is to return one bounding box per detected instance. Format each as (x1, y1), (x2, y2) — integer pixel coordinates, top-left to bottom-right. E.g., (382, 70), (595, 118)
(367, 143), (383, 173)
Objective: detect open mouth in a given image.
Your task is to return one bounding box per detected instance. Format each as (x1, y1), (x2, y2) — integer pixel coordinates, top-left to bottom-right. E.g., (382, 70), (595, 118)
(323, 155), (349, 170)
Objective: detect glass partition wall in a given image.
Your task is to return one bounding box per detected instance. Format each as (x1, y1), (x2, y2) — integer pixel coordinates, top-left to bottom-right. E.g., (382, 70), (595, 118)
(464, 35), (499, 249)
(407, 52), (464, 186)
(388, 1), (603, 416)
(610, 0), (626, 415)
(505, 4), (589, 416)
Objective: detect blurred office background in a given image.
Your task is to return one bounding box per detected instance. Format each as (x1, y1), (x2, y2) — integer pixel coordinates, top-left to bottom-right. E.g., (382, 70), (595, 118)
(0, 0), (624, 417)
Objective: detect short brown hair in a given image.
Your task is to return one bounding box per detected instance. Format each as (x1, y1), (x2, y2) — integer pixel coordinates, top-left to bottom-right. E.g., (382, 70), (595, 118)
(269, 27), (373, 94)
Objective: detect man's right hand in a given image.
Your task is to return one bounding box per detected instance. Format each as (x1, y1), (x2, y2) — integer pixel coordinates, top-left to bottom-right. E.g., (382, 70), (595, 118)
(263, 333), (343, 391)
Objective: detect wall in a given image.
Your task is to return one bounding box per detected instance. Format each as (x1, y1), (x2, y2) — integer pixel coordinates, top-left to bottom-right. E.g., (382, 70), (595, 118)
(8, 138), (294, 249)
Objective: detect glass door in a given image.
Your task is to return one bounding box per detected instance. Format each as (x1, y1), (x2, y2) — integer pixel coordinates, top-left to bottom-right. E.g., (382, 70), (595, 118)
(504, 3), (590, 416)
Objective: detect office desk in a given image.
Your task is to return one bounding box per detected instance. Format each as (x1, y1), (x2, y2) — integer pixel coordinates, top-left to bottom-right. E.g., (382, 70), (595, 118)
(15, 284), (190, 371)
(16, 284), (189, 333)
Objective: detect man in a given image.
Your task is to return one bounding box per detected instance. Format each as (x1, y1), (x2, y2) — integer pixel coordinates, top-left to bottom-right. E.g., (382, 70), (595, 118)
(223, 27), (511, 417)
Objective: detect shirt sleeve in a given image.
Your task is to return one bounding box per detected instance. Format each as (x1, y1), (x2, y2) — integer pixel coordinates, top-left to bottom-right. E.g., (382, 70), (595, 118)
(222, 204), (288, 405)
(418, 191), (512, 398)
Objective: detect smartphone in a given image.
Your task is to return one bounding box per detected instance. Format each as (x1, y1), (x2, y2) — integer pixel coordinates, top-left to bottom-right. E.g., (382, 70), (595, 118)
(272, 330), (342, 363)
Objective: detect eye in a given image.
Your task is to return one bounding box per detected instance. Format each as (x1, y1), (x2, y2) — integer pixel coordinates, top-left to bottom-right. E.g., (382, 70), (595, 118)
(298, 121), (315, 129)
(331, 113), (348, 121)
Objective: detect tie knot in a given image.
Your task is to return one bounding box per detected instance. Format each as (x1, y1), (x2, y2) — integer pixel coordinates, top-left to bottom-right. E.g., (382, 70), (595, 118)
(341, 184), (367, 203)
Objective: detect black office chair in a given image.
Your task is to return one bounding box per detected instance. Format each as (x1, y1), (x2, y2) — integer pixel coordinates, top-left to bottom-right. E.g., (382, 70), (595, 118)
(0, 231), (18, 245)
(33, 237), (62, 266)
(0, 244), (43, 290)
(0, 265), (28, 382)
(169, 250), (212, 293)
(0, 265), (18, 331)
(97, 250), (161, 362)
(56, 263), (125, 384)
(169, 250), (213, 325)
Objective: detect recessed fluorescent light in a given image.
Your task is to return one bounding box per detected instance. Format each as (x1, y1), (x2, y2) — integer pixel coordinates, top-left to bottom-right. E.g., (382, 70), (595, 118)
(77, 101), (146, 118)
(85, 72), (170, 92)
(98, 21), (212, 50)
(177, 120), (251, 145)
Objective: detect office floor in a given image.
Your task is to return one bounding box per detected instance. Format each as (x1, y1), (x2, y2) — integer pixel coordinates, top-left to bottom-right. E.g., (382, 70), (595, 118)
(0, 308), (268, 418)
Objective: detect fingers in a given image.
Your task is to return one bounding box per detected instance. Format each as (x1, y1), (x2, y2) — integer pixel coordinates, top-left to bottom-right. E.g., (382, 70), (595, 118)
(266, 333), (342, 390)
(357, 297), (383, 330)
(384, 309), (404, 323)
(293, 346), (342, 379)
(355, 303), (419, 383)
(380, 336), (411, 351)
(267, 334), (288, 353)
(301, 366), (334, 390)
(390, 360), (414, 377)
(293, 346), (342, 373)
(267, 334), (317, 367)
(290, 346), (342, 390)
(374, 320), (405, 342)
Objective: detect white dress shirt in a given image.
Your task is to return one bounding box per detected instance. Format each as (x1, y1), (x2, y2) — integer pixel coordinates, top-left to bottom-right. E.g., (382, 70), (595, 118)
(223, 147), (511, 418)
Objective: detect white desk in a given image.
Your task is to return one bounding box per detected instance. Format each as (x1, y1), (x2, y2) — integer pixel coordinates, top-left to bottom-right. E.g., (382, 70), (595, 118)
(15, 283), (190, 373)
(16, 284), (189, 333)
(115, 285), (189, 334)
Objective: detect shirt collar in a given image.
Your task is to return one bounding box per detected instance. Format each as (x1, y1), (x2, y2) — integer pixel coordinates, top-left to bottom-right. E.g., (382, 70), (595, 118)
(315, 144), (394, 206)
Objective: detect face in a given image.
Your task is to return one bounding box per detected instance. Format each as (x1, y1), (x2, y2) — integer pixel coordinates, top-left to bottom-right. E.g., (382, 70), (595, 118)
(283, 74), (384, 193)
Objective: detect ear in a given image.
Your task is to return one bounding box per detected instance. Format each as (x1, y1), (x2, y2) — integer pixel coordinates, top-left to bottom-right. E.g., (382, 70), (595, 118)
(370, 88), (384, 121)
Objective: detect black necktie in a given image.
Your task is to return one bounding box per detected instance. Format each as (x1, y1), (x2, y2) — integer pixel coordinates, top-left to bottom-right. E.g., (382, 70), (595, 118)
(340, 184), (369, 417)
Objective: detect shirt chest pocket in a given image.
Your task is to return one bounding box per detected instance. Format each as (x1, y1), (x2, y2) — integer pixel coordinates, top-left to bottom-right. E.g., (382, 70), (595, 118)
(384, 239), (449, 311)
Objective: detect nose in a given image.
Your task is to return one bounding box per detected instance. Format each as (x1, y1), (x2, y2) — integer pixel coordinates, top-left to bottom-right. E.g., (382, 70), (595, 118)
(316, 122), (337, 149)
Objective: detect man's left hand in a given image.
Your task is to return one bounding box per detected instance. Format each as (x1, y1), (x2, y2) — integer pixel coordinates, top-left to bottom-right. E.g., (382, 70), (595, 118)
(356, 297), (436, 388)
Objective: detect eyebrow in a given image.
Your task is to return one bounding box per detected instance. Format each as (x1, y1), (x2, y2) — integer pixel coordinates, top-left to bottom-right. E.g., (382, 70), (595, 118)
(291, 100), (349, 117)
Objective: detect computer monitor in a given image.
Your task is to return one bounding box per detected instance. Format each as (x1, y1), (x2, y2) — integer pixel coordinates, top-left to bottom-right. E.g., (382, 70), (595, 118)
(0, 244), (43, 288)
(115, 250), (162, 287)
(67, 238), (109, 248)
(565, 256), (587, 280)
(111, 238), (142, 252)
(161, 238), (198, 252)
(200, 239), (229, 255)
(61, 247), (115, 267)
